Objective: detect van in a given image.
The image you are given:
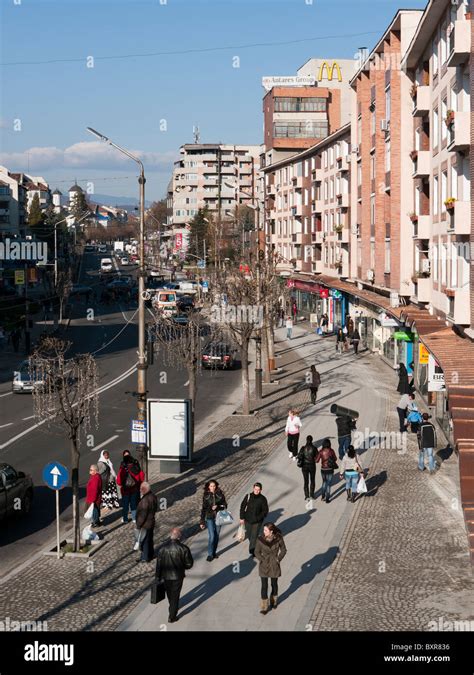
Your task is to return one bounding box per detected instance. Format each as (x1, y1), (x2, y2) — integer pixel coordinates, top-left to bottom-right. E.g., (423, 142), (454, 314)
(98, 244), (107, 253)
(153, 290), (177, 317)
(100, 258), (113, 272)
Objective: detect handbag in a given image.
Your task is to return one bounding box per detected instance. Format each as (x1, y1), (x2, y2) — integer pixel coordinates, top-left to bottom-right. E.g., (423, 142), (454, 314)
(215, 509), (233, 526)
(84, 503), (94, 520)
(327, 455), (339, 471)
(150, 579), (166, 604)
(357, 475), (368, 494)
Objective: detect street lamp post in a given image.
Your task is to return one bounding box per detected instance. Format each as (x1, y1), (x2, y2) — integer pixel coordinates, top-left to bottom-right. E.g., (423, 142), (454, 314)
(87, 127), (148, 477)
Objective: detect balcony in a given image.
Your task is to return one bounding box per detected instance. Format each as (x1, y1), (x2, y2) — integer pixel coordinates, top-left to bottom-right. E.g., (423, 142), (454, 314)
(269, 210), (277, 221)
(292, 232), (304, 244)
(266, 184), (276, 195)
(291, 175), (304, 189)
(315, 230), (325, 243)
(312, 200), (323, 213)
(448, 200), (470, 235)
(447, 20), (471, 67)
(313, 260), (323, 273)
(312, 168), (323, 182)
(336, 193), (349, 208)
(336, 227), (350, 243)
(412, 215), (430, 239)
(448, 288), (470, 325)
(412, 151), (430, 178)
(415, 277), (431, 303)
(447, 111), (470, 152)
(336, 156), (349, 172)
(412, 86), (430, 117)
(291, 204), (303, 217)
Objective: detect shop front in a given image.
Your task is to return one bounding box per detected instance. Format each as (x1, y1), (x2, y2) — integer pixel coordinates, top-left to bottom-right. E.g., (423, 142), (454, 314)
(412, 341), (452, 443)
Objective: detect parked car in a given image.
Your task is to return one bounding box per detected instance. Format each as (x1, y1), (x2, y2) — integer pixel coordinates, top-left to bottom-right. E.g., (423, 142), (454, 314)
(202, 342), (237, 369)
(84, 244), (95, 252)
(0, 463), (34, 520)
(69, 285), (93, 298)
(97, 244), (107, 253)
(171, 313), (189, 325)
(120, 256), (130, 266)
(176, 295), (195, 312)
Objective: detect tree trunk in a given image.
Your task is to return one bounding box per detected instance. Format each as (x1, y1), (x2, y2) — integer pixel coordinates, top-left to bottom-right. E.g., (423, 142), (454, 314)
(262, 313), (270, 384)
(267, 320), (275, 374)
(241, 340), (250, 415)
(188, 362), (197, 455)
(70, 436), (81, 552)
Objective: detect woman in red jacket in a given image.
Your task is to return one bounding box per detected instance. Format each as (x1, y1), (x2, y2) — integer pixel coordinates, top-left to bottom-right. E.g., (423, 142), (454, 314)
(116, 451), (145, 524)
(86, 464), (103, 527)
(316, 438), (338, 503)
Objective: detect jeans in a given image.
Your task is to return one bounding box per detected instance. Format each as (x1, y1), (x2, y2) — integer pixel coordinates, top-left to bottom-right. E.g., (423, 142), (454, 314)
(353, 340), (359, 355)
(302, 465), (316, 499)
(91, 504), (100, 526)
(140, 528), (154, 562)
(287, 328), (292, 339)
(419, 447), (435, 472)
(321, 470), (333, 499)
(344, 471), (359, 492)
(245, 521), (262, 554)
(310, 387), (318, 404)
(122, 491), (139, 523)
(287, 433), (299, 456)
(338, 435), (351, 460)
(164, 579), (184, 621)
(206, 518), (221, 557)
(397, 407), (407, 433)
(261, 577), (278, 599)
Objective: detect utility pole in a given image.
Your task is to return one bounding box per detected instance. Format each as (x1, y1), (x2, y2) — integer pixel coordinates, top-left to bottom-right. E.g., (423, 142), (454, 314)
(217, 146), (221, 269)
(54, 222), (58, 287)
(255, 199), (262, 400)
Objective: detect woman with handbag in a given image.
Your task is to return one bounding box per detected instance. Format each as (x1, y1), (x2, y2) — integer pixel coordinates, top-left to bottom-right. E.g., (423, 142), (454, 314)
(339, 445), (363, 503)
(199, 479), (227, 562)
(255, 523), (287, 615)
(316, 438), (338, 503)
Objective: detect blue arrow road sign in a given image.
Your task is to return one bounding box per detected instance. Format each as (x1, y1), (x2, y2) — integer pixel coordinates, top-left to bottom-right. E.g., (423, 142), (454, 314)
(42, 462), (69, 490)
(197, 259), (206, 269)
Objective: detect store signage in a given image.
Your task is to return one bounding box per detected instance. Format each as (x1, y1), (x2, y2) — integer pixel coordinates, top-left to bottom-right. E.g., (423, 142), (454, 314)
(428, 354), (446, 392)
(319, 288), (329, 298)
(14, 270), (25, 285)
(175, 233), (183, 250)
(331, 289), (342, 299)
(262, 75), (316, 90)
(379, 312), (399, 328)
(318, 61), (342, 82)
(419, 344), (430, 365)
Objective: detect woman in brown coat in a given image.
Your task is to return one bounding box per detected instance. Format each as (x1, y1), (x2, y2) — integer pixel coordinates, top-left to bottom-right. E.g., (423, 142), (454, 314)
(254, 523), (287, 615)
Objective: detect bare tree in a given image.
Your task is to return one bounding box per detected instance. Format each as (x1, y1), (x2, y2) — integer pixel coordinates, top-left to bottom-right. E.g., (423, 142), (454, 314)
(30, 338), (99, 552)
(54, 269), (72, 324)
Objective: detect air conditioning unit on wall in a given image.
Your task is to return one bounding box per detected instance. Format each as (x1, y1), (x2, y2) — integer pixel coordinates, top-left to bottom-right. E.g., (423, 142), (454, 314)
(422, 259), (431, 273)
(380, 119), (390, 132)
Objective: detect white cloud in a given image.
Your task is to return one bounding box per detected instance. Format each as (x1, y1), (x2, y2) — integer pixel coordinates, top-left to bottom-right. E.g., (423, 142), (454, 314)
(0, 142), (175, 172)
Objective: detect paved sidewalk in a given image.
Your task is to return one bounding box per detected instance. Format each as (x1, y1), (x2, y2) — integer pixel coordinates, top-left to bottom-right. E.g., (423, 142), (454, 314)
(120, 327), (386, 630)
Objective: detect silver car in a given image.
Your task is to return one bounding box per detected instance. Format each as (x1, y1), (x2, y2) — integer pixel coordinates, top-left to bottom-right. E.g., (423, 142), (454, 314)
(12, 360), (45, 394)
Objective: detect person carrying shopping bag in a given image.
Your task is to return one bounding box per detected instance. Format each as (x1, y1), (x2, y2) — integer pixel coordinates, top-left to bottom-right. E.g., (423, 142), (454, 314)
(339, 445), (363, 503)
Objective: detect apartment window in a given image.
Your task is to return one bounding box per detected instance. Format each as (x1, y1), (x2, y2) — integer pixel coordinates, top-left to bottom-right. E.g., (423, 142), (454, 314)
(450, 83), (457, 112)
(311, 156), (316, 170)
(274, 96), (326, 112)
(357, 163), (362, 186)
(370, 155), (375, 181)
(285, 167), (288, 183)
(324, 246), (329, 264)
(440, 22), (447, 65)
(371, 111), (376, 136)
(433, 175), (439, 215)
(441, 170), (447, 210)
(433, 109), (439, 149)
(415, 127), (421, 151)
(441, 99), (447, 141)
(324, 180), (328, 200)
(336, 175), (341, 195)
(451, 163), (458, 199)
(330, 178), (335, 199)
(370, 242), (375, 269)
(385, 140), (391, 172)
(385, 240), (391, 273)
(323, 150), (328, 168)
(385, 86), (391, 121)
(329, 147), (334, 166)
(304, 188), (309, 206)
(432, 37), (438, 75)
(304, 160), (309, 177)
(433, 244), (438, 281)
(186, 173), (198, 180)
(324, 213), (329, 233)
(451, 242), (458, 288)
(357, 116), (362, 145)
(441, 244), (447, 284)
(370, 195), (375, 226)
(273, 120), (329, 138)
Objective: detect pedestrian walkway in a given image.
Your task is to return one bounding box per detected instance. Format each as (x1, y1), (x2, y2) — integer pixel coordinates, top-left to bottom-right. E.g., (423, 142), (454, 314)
(119, 325), (387, 630)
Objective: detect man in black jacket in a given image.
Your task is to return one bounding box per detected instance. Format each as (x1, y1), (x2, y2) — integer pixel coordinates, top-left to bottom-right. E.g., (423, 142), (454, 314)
(135, 482), (157, 563)
(239, 482), (269, 557)
(417, 413), (437, 474)
(155, 527), (194, 623)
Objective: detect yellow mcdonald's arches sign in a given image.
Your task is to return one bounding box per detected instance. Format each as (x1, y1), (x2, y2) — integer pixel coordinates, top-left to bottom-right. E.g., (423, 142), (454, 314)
(318, 61), (342, 82)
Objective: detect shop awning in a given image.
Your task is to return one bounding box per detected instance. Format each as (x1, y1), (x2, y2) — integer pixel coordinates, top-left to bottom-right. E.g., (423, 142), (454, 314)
(392, 331), (414, 341)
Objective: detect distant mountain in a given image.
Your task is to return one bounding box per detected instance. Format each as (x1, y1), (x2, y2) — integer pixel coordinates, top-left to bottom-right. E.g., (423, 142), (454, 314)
(89, 193), (153, 210)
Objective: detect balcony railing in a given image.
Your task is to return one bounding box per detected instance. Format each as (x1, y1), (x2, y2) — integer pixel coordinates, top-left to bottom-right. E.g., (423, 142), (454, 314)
(447, 21), (471, 67)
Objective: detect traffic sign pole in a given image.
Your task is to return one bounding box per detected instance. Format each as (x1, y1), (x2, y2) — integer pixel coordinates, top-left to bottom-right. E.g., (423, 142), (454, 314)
(56, 490), (60, 560)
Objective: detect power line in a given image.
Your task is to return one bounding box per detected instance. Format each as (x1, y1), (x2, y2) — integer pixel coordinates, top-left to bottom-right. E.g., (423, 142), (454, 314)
(0, 30), (386, 67)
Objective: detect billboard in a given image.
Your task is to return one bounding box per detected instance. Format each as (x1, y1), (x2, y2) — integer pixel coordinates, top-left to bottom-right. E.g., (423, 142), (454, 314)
(428, 355), (446, 392)
(147, 398), (192, 460)
(262, 75), (316, 90)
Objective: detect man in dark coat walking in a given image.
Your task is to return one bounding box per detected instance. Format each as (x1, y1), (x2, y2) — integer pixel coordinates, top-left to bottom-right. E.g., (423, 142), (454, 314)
(155, 527), (194, 623)
(239, 482), (269, 557)
(336, 414), (356, 460)
(135, 481), (158, 563)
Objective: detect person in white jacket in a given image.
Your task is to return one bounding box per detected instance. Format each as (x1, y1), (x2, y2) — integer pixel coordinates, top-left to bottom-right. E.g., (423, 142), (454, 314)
(285, 409), (302, 460)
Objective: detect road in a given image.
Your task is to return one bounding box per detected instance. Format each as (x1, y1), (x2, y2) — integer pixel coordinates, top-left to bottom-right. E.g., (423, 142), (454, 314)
(0, 250), (242, 578)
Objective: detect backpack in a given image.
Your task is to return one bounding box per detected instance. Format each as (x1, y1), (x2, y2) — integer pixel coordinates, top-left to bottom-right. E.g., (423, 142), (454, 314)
(124, 465), (138, 488)
(97, 461), (110, 489)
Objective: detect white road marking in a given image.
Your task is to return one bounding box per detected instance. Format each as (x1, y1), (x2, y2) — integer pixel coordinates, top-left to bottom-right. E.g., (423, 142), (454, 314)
(0, 423), (13, 429)
(0, 391), (12, 398)
(22, 415), (35, 421)
(183, 380), (189, 387)
(90, 434), (119, 453)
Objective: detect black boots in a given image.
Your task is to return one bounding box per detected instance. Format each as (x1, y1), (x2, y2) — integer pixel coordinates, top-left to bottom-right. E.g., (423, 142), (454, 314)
(346, 489), (351, 501)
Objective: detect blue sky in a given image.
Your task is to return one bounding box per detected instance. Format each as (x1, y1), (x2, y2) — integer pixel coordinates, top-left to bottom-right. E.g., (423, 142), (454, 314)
(0, 0), (425, 202)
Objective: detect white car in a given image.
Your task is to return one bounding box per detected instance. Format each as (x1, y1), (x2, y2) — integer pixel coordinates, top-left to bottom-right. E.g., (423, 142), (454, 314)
(97, 245), (107, 253)
(120, 257), (129, 266)
(100, 258), (113, 272)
